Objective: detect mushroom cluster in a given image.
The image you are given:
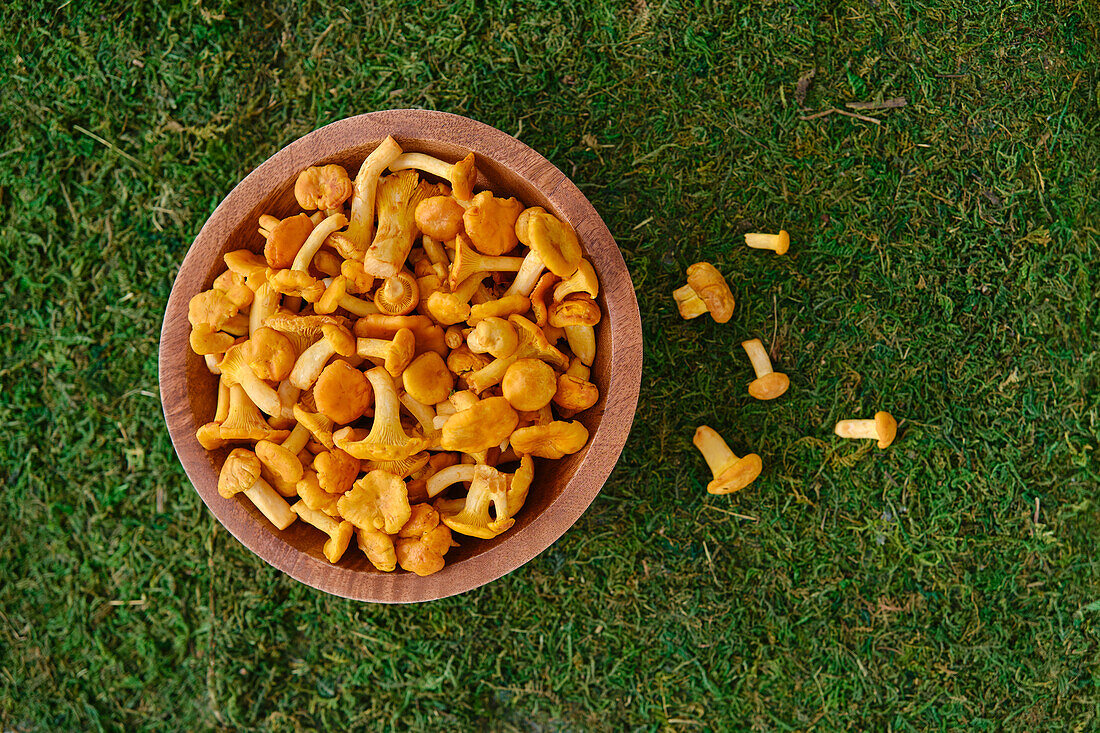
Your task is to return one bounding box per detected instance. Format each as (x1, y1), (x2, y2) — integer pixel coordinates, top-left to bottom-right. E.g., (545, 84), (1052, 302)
(679, 230), (898, 496)
(187, 137), (601, 576)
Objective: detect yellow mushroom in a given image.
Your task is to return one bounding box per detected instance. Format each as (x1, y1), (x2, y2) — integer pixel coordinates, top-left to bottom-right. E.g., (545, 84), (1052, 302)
(313, 359), (372, 424)
(741, 338), (789, 400)
(674, 263), (734, 323)
(333, 367), (427, 461)
(290, 501), (355, 563)
(218, 449), (297, 530)
(344, 135), (404, 254)
(437, 464), (513, 539)
(401, 351), (454, 405)
(448, 235), (526, 291)
(692, 425), (762, 495)
(501, 358), (558, 412)
(461, 190), (524, 256)
(356, 327), (416, 377)
(361, 170), (435, 278)
(389, 151), (477, 201)
(441, 395), (519, 454)
(414, 195), (466, 241)
(337, 469), (412, 535)
(834, 411), (898, 449)
(357, 526), (398, 572)
(510, 420), (589, 459)
(744, 229), (790, 255)
(466, 317), (518, 359)
(373, 270), (419, 316)
(294, 164), (353, 211)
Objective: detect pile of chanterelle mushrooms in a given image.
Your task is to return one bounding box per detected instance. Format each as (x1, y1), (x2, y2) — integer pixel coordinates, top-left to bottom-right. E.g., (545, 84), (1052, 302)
(676, 232), (899, 495)
(188, 137), (602, 576)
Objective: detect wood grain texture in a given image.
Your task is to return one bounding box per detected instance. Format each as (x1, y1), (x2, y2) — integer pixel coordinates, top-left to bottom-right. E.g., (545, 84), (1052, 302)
(158, 110), (642, 603)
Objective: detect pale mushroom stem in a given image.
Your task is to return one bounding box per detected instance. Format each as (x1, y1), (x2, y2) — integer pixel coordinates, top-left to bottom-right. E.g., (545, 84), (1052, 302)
(214, 377), (231, 422)
(564, 325), (596, 366)
(292, 213), (348, 272)
(204, 353), (222, 375)
(451, 274), (484, 303)
(673, 284), (707, 319)
(399, 393), (437, 433)
(282, 423), (311, 455)
(744, 233), (780, 249)
(258, 214), (280, 236)
(249, 282), (280, 337)
(427, 464), (477, 497)
(356, 336), (397, 360)
(450, 391), (479, 411)
(291, 501), (340, 535)
(347, 136), (403, 247)
(692, 426), (738, 478)
(834, 419), (880, 440)
(504, 250), (546, 297)
(742, 339), (775, 378)
(339, 293), (380, 317)
(245, 478), (297, 530)
(365, 368), (402, 429)
(289, 340), (338, 389)
(422, 235), (450, 270)
(389, 152), (455, 184)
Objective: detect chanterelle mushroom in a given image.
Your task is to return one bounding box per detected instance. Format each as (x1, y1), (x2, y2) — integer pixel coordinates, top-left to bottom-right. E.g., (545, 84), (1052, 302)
(402, 351), (454, 405)
(462, 191), (524, 256)
(337, 469), (412, 535)
(246, 326), (295, 382)
(261, 213), (315, 269)
(692, 425), (762, 495)
(313, 360), (372, 424)
(356, 327), (416, 377)
(834, 411), (898, 449)
(334, 367), (427, 461)
(218, 448), (297, 530)
(448, 235), (526, 291)
(218, 343), (282, 417)
(395, 503), (454, 577)
(674, 262), (735, 323)
(527, 211), (582, 277)
(344, 135), (403, 254)
(510, 420), (589, 459)
(294, 164), (353, 211)
(414, 195), (466, 241)
(373, 270), (419, 316)
(362, 170), (435, 278)
(290, 501), (355, 563)
(437, 464), (513, 539)
(744, 229), (790, 255)
(501, 358), (558, 412)
(741, 338), (789, 400)
(441, 396), (519, 453)
(390, 151), (478, 201)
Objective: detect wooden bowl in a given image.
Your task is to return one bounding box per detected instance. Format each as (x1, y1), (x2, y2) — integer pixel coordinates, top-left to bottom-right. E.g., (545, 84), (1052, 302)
(159, 110), (642, 602)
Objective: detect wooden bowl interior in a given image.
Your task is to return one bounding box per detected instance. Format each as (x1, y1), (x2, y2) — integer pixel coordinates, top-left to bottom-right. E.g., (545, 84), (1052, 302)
(183, 137), (616, 576)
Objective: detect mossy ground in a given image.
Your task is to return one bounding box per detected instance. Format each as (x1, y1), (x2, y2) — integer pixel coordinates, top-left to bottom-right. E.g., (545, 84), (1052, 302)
(1, 1), (1097, 730)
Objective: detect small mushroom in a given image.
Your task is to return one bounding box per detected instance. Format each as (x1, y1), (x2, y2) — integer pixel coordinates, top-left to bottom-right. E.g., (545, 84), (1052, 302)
(314, 448), (362, 494)
(214, 384), (290, 444)
(834, 411), (898, 449)
(340, 260), (375, 293)
(414, 195), (466, 241)
(464, 315), (568, 394)
(333, 367), (427, 461)
(425, 291), (472, 326)
(468, 294), (530, 325)
(501, 358), (558, 412)
(357, 527), (397, 572)
(552, 374), (599, 413)
(402, 351), (454, 405)
(224, 249), (268, 278)
(295, 470), (341, 515)
(466, 317), (518, 359)
(356, 327), (416, 377)
(461, 190), (524, 256)
(246, 327), (295, 382)
(389, 151), (477, 201)
(268, 268), (326, 302)
(441, 396), (519, 454)
(364, 451), (430, 480)
(294, 164), (353, 211)
(436, 464), (514, 539)
(395, 504), (454, 576)
(744, 229), (790, 255)
(213, 269), (254, 310)
(344, 135), (404, 253)
(255, 438), (304, 497)
(448, 235), (526, 291)
(741, 338), (789, 400)
(293, 401), (336, 450)
(692, 425), (762, 495)
(290, 501), (355, 563)
(337, 470), (412, 535)
(218, 343), (282, 417)
(310, 249), (343, 278)
(362, 171), (437, 278)
(260, 213), (316, 269)
(553, 259), (598, 301)
(674, 263), (734, 323)
(527, 211), (582, 277)
(314, 275), (380, 317)
(313, 360), (372, 424)
(510, 420), (589, 459)
(287, 323), (357, 390)
(218, 449), (297, 530)
(446, 346), (492, 382)
(548, 295), (601, 328)
(373, 270), (419, 316)
(529, 272), (559, 327)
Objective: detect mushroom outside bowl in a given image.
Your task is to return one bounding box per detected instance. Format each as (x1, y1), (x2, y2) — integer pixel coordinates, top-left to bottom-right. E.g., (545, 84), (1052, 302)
(157, 110), (643, 602)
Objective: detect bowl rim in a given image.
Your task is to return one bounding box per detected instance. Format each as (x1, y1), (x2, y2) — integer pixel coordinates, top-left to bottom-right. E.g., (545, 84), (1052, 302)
(158, 109), (642, 602)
